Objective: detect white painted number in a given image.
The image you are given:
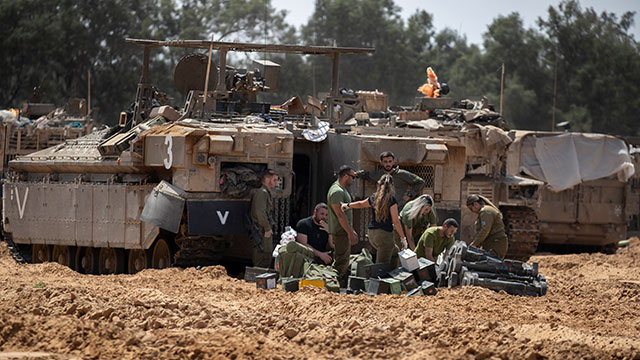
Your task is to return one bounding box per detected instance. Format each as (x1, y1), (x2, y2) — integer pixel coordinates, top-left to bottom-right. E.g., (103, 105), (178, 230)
(163, 135), (173, 169)
(217, 210), (229, 225)
(14, 186), (29, 220)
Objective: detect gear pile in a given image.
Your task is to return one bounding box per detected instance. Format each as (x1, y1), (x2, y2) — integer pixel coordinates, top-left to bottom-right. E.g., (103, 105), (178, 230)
(438, 241), (547, 297)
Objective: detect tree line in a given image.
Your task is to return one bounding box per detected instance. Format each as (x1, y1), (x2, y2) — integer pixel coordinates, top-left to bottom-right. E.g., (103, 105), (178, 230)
(1, 0), (638, 136)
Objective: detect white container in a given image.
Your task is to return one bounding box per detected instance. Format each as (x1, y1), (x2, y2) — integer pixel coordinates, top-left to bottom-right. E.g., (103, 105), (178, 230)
(399, 249), (419, 272)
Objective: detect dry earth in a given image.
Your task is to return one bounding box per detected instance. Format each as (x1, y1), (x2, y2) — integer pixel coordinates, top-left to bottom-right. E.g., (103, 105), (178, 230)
(0, 239), (639, 360)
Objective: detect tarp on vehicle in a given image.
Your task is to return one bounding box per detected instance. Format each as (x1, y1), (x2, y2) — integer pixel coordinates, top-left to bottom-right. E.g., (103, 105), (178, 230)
(517, 133), (635, 191)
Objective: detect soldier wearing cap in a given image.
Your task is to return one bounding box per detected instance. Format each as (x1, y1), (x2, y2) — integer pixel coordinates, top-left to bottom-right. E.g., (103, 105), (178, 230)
(466, 194), (508, 258)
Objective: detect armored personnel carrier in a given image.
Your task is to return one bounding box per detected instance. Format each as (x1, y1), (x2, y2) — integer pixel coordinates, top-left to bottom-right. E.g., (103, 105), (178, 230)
(320, 96), (637, 259)
(2, 38), (374, 274)
(309, 98), (543, 261)
(505, 130), (636, 252)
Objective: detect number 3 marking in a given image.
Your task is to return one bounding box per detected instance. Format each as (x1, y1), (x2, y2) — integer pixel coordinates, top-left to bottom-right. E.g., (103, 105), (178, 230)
(163, 135), (173, 169)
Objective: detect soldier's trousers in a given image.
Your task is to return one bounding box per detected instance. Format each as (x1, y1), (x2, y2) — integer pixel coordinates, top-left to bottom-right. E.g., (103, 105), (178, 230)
(331, 230), (350, 288)
(369, 228), (399, 269)
(480, 235), (508, 259)
(252, 235), (273, 268)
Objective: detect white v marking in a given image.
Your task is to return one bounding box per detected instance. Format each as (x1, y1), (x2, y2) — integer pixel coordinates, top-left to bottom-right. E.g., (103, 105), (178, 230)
(216, 210), (229, 225)
(15, 186), (29, 220)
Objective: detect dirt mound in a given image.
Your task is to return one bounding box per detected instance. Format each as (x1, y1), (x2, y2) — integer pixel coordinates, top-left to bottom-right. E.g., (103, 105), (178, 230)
(0, 240), (639, 359)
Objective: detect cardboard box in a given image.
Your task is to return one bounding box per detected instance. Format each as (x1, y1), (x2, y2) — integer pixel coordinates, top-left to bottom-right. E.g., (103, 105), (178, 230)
(356, 91), (387, 112)
(399, 249), (419, 272)
(149, 105), (181, 122)
(281, 96), (305, 115)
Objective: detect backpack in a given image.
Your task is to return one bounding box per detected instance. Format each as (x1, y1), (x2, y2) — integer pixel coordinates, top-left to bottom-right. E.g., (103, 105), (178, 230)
(349, 248), (374, 277)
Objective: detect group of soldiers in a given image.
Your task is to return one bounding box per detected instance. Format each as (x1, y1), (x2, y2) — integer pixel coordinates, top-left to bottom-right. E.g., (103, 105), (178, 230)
(250, 151), (508, 287)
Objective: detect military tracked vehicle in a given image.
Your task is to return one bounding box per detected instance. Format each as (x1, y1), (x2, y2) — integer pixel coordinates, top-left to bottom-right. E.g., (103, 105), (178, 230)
(505, 130), (636, 251)
(2, 38), (374, 274)
(308, 99), (544, 261)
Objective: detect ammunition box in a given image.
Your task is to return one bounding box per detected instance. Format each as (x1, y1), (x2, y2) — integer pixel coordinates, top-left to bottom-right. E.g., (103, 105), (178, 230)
(421, 281), (437, 296)
(256, 273), (278, 289)
(348, 276), (367, 292)
(383, 278), (402, 295)
(388, 267), (418, 291)
(367, 278), (390, 295)
(244, 266), (278, 283)
(399, 249), (419, 271)
(282, 277), (301, 292)
(364, 263), (390, 279)
(413, 258), (437, 283)
(405, 287), (423, 296)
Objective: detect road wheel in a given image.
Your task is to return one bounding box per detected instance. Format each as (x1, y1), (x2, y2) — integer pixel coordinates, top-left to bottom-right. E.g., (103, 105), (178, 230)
(52, 245), (75, 268)
(76, 247), (98, 274)
(32, 244), (50, 263)
(98, 248), (126, 275)
(128, 249), (149, 274)
(151, 238), (172, 269)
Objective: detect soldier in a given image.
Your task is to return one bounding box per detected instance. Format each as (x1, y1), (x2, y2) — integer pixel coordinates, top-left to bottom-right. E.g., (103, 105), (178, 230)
(250, 169), (278, 268)
(396, 194), (438, 250)
(342, 174), (407, 270)
(295, 203), (334, 265)
(357, 151), (425, 210)
(327, 165), (358, 287)
(414, 218), (458, 262)
(466, 194), (508, 258)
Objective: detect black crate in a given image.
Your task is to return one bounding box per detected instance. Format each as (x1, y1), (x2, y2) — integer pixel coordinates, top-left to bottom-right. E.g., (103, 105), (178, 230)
(420, 281), (437, 296)
(413, 258), (437, 282)
(282, 278), (301, 292)
(348, 276), (367, 292)
(245, 266), (278, 283)
(365, 263), (390, 279)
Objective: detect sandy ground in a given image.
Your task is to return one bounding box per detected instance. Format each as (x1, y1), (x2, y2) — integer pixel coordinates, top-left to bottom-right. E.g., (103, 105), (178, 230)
(0, 239), (639, 360)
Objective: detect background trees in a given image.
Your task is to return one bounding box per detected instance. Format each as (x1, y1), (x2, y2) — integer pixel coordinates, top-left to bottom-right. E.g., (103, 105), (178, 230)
(1, 0), (638, 136)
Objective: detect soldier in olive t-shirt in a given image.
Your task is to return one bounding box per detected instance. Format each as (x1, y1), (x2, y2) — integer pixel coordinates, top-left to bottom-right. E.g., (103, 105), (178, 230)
(414, 219), (458, 262)
(327, 166), (357, 287)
